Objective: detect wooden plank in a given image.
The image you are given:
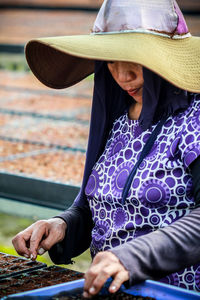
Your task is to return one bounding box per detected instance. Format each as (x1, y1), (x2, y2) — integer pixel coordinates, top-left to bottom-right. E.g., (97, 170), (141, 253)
(0, 10), (96, 45)
(0, 0), (102, 8)
(177, 0), (200, 12)
(186, 16), (200, 36)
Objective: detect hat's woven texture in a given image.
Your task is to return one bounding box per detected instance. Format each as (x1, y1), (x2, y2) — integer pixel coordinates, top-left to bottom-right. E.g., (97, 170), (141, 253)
(25, 0), (200, 92)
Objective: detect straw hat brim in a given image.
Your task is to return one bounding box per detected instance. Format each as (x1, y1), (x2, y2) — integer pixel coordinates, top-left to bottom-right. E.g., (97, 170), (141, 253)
(25, 33), (200, 92)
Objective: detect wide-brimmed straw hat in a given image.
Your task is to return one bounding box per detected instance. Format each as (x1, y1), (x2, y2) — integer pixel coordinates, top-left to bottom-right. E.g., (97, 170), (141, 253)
(25, 0), (200, 93)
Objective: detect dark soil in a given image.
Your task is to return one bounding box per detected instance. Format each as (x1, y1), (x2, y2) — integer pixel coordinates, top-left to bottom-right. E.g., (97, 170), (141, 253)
(0, 265), (84, 297)
(0, 253), (154, 299)
(51, 291), (155, 300)
(0, 252), (46, 279)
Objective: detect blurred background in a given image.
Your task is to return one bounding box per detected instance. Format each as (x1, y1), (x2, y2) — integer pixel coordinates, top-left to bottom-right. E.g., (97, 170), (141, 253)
(0, 0), (199, 272)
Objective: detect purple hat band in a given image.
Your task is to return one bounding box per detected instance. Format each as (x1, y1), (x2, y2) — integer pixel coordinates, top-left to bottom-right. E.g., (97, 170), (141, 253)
(174, 1), (189, 35)
(92, 0), (190, 39)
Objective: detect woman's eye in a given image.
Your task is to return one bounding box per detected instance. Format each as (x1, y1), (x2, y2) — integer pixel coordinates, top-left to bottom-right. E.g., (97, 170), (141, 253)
(107, 61), (114, 64)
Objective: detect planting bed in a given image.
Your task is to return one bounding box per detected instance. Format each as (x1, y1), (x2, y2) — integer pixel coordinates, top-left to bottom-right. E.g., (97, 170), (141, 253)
(0, 0), (102, 8)
(0, 92), (91, 120)
(0, 115), (17, 127)
(0, 253), (154, 299)
(0, 265), (84, 297)
(0, 140), (46, 158)
(0, 117), (89, 149)
(0, 150), (85, 185)
(0, 70), (90, 188)
(0, 71), (93, 97)
(1, 0), (198, 11)
(0, 10), (96, 45)
(0, 252), (46, 280)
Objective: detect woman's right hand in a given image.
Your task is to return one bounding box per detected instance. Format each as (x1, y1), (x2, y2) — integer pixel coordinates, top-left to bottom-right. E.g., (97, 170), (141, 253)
(12, 218), (67, 260)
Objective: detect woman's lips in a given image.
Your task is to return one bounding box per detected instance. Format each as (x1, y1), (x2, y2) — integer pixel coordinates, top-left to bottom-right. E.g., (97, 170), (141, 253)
(127, 87), (141, 97)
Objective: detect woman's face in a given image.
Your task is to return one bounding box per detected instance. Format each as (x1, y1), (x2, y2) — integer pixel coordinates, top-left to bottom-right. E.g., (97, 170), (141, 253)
(107, 61), (144, 104)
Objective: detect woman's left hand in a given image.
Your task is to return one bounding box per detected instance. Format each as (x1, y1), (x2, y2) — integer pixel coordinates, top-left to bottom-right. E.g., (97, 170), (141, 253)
(83, 251), (129, 298)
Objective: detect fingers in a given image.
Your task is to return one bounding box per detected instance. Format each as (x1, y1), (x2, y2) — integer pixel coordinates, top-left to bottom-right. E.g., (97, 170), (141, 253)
(85, 265), (127, 295)
(12, 229), (32, 258)
(37, 247), (46, 255)
(12, 218), (67, 260)
(37, 233), (57, 256)
(38, 218), (67, 254)
(108, 270), (129, 293)
(29, 222), (48, 259)
(84, 265), (114, 297)
(12, 220), (49, 260)
(83, 251), (129, 298)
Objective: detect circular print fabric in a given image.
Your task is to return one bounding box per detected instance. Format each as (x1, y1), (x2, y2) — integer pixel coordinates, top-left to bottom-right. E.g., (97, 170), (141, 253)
(111, 161), (134, 198)
(138, 179), (170, 208)
(107, 134), (129, 160)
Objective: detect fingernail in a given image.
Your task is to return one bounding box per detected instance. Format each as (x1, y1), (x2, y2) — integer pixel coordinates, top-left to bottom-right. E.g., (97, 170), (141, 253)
(38, 248), (45, 255)
(82, 291), (89, 298)
(110, 285), (117, 292)
(30, 254), (36, 260)
(89, 287), (95, 294)
(24, 254), (29, 258)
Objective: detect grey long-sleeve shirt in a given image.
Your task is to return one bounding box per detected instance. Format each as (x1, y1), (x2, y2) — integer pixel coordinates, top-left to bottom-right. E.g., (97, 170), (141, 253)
(110, 206), (200, 285)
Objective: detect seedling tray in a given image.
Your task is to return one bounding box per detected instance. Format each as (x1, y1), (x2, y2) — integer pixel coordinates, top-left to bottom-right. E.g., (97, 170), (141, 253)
(4, 278), (200, 300)
(0, 252), (46, 280)
(0, 265), (84, 297)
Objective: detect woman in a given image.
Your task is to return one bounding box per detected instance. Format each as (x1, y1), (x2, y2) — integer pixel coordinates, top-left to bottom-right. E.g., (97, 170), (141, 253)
(12, 0), (200, 297)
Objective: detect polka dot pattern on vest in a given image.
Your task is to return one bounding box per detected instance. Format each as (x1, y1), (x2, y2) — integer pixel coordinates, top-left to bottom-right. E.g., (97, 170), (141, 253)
(85, 95), (200, 291)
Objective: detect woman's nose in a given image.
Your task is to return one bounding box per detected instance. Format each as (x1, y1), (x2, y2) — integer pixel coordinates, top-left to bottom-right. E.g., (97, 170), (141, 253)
(116, 64), (137, 82)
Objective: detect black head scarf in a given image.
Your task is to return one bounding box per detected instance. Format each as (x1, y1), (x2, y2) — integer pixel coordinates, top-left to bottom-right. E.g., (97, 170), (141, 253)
(74, 61), (190, 206)
(140, 67), (190, 130)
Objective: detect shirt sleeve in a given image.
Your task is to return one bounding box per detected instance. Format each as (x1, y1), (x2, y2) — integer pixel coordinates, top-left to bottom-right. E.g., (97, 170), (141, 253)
(190, 155), (200, 204)
(48, 204), (93, 265)
(110, 206), (200, 286)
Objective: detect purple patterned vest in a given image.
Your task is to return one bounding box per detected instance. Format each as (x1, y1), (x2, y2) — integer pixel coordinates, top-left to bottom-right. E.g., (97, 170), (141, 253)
(85, 95), (200, 291)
